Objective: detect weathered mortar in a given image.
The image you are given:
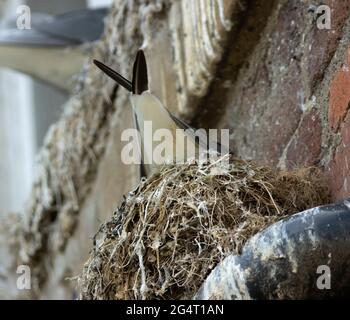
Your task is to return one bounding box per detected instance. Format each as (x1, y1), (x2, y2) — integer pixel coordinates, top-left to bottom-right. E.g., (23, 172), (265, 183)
(1, 0), (350, 299)
(191, 0), (350, 201)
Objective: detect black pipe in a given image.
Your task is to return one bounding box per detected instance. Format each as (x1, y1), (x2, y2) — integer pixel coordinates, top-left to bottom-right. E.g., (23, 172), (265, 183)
(195, 198), (350, 299)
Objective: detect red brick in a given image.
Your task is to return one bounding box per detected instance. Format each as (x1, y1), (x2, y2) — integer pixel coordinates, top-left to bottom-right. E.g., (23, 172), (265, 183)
(269, 0), (304, 69)
(286, 108), (322, 168)
(329, 47), (350, 131)
(260, 59), (304, 164)
(229, 61), (302, 166)
(328, 111), (350, 201)
(307, 0), (350, 87)
(226, 0), (349, 167)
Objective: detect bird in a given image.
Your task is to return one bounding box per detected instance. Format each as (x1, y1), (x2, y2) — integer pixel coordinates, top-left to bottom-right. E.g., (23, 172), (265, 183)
(0, 8), (108, 92)
(93, 50), (230, 179)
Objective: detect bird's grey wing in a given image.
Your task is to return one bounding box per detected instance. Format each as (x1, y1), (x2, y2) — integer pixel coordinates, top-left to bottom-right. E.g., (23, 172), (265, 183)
(166, 109), (207, 147)
(0, 28), (71, 46)
(167, 110), (194, 131)
(133, 111), (148, 179)
(167, 110), (229, 154)
(33, 8), (108, 44)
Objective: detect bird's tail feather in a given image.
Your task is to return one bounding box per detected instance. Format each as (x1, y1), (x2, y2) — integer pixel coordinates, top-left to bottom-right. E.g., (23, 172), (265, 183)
(93, 59), (132, 92)
(132, 49), (148, 95)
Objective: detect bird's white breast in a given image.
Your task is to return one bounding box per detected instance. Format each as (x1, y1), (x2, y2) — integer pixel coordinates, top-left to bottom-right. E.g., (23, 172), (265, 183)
(130, 92), (197, 171)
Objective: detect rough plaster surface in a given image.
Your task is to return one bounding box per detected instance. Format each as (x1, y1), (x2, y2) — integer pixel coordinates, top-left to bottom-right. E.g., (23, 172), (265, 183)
(0, 0), (240, 299)
(1, 0), (350, 299)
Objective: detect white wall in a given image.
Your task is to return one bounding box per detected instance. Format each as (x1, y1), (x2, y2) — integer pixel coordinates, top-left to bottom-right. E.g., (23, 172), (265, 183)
(0, 0), (35, 215)
(0, 0), (106, 216)
(0, 71), (35, 215)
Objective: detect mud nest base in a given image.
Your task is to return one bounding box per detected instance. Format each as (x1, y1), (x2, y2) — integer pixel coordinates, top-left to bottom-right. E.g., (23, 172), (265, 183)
(78, 155), (328, 299)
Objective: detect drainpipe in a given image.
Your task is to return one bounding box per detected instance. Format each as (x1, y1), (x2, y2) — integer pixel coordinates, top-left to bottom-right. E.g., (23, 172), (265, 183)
(195, 198), (350, 299)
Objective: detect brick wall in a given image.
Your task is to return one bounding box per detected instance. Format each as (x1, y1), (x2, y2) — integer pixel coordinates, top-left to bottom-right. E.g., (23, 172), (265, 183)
(1, 0), (350, 299)
(195, 0), (350, 202)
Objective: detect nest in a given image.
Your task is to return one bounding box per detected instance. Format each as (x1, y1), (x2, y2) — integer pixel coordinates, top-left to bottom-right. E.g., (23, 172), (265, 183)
(78, 155), (329, 300)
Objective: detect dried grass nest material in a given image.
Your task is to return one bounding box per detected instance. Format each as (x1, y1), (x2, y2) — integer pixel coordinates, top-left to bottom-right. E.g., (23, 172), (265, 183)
(79, 155), (329, 300)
